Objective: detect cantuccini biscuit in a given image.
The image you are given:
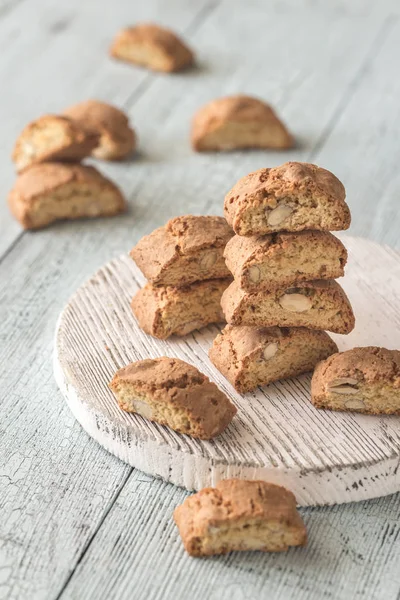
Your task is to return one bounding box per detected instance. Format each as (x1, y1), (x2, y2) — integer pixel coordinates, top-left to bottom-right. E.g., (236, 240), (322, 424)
(224, 230), (347, 293)
(191, 95), (293, 152)
(12, 114), (99, 173)
(224, 162), (351, 236)
(131, 278), (231, 339)
(130, 215), (233, 287)
(109, 357), (236, 439)
(8, 162), (126, 230)
(311, 347), (400, 415)
(110, 23), (194, 73)
(64, 100), (136, 161)
(221, 279), (355, 335)
(174, 479), (307, 556)
(209, 325), (338, 393)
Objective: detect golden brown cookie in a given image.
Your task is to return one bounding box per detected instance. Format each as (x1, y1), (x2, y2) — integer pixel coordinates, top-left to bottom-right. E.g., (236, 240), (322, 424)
(209, 325), (338, 393)
(131, 278), (231, 339)
(191, 95), (293, 152)
(174, 479), (307, 556)
(64, 100), (136, 161)
(224, 162), (351, 236)
(224, 230), (347, 293)
(311, 347), (400, 414)
(109, 357), (236, 439)
(12, 115), (99, 173)
(110, 23), (194, 72)
(221, 279), (355, 335)
(130, 215), (233, 287)
(8, 162), (126, 230)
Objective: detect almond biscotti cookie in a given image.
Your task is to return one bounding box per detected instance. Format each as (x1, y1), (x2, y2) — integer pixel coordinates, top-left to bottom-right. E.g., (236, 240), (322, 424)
(109, 357), (237, 439)
(224, 230), (347, 293)
(174, 479), (307, 556)
(209, 325), (338, 393)
(64, 100), (136, 161)
(131, 278), (231, 339)
(311, 347), (400, 415)
(130, 215), (233, 287)
(191, 95), (293, 152)
(221, 279), (355, 334)
(224, 162), (351, 236)
(12, 115), (99, 173)
(110, 23), (194, 72)
(8, 162), (126, 230)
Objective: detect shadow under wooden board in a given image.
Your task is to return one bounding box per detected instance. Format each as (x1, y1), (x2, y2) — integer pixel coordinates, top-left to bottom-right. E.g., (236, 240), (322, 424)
(53, 236), (400, 507)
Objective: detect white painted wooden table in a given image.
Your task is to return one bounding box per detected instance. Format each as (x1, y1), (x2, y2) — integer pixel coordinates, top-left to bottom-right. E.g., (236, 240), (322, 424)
(1, 1), (400, 598)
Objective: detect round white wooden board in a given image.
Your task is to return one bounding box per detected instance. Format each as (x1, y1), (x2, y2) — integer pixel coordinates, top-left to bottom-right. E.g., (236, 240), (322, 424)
(53, 236), (400, 506)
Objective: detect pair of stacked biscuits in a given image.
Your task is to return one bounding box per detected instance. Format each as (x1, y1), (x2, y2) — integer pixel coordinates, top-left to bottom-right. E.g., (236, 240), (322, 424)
(209, 161), (355, 393)
(130, 215), (235, 339)
(9, 100), (135, 230)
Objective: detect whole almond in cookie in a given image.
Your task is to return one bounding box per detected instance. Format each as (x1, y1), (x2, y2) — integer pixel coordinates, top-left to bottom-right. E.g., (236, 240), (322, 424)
(109, 357), (236, 439)
(224, 162), (350, 236)
(311, 347), (400, 414)
(12, 115), (99, 173)
(110, 23), (194, 73)
(174, 479), (307, 556)
(64, 100), (136, 161)
(192, 95), (293, 152)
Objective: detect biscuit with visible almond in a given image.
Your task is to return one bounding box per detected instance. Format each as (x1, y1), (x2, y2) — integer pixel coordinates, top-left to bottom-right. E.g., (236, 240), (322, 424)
(174, 479), (307, 556)
(224, 231), (347, 293)
(110, 23), (194, 73)
(209, 325), (338, 393)
(8, 162), (126, 230)
(12, 115), (99, 173)
(131, 278), (231, 339)
(311, 347), (400, 415)
(109, 357), (236, 439)
(130, 215), (233, 287)
(224, 162), (350, 236)
(192, 96), (293, 152)
(64, 100), (136, 161)
(221, 279), (355, 335)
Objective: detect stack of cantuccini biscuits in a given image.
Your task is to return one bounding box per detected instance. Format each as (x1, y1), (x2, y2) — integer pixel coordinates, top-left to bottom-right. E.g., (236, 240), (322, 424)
(209, 161), (355, 393)
(129, 215), (234, 339)
(8, 100), (136, 230)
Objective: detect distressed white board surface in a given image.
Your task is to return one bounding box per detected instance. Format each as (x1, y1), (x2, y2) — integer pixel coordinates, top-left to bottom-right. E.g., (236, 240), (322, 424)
(54, 236), (400, 507)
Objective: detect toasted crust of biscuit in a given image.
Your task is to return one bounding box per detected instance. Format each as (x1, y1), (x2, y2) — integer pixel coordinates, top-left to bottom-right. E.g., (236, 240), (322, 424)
(311, 347), (400, 415)
(131, 278), (231, 339)
(224, 162), (350, 236)
(209, 325), (338, 393)
(110, 23), (194, 72)
(8, 162), (126, 230)
(64, 100), (136, 160)
(12, 114), (99, 173)
(130, 215), (233, 287)
(192, 96), (293, 152)
(224, 231), (347, 292)
(174, 479), (307, 556)
(221, 279), (355, 335)
(109, 357), (237, 439)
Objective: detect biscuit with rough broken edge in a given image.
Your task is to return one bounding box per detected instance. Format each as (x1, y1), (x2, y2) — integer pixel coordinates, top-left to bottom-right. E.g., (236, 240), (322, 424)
(174, 479), (307, 556)
(221, 279), (355, 335)
(224, 162), (350, 236)
(311, 347), (400, 414)
(109, 357), (237, 439)
(191, 95), (293, 152)
(209, 325), (338, 393)
(224, 230), (347, 293)
(130, 215), (233, 288)
(110, 23), (194, 73)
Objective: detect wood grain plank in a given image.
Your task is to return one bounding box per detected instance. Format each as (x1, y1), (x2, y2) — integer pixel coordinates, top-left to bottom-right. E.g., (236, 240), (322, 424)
(58, 471), (400, 600)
